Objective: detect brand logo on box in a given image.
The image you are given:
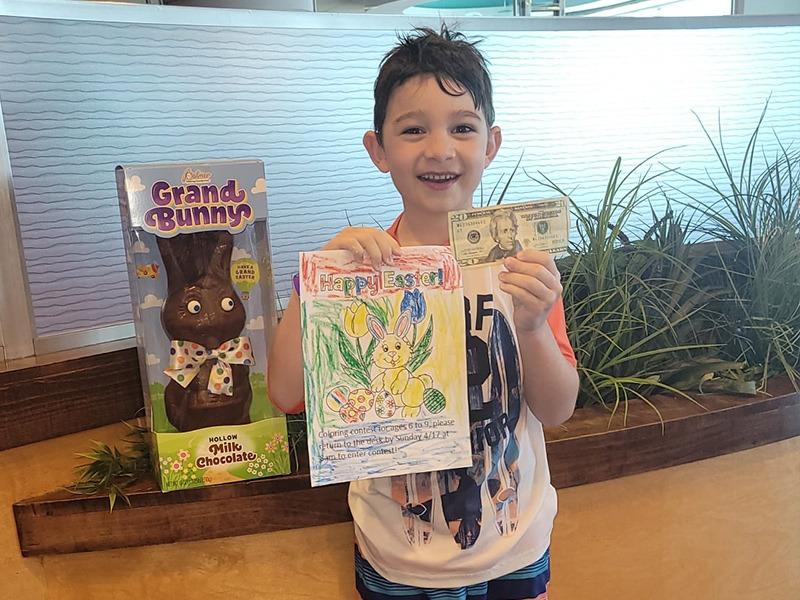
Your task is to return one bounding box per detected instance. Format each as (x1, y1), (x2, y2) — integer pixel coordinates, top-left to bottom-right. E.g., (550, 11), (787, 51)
(143, 169), (254, 236)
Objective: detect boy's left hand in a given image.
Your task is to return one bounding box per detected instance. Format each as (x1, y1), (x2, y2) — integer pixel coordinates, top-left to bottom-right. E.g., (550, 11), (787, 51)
(498, 250), (563, 333)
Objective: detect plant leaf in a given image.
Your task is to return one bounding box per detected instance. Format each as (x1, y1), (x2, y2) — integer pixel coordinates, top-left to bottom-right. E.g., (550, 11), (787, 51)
(409, 317), (434, 373)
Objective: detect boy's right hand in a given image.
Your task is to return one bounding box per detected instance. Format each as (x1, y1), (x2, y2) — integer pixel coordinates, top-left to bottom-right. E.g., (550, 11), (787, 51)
(322, 227), (400, 268)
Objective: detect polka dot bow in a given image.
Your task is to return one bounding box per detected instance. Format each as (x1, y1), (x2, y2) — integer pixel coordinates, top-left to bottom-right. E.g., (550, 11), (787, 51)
(164, 337), (254, 396)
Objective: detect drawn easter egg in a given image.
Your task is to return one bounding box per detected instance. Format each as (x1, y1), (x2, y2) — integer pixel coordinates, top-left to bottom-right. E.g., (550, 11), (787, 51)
(326, 386), (349, 413)
(339, 401), (363, 424)
(423, 388), (446, 414)
(374, 391), (397, 419)
(348, 388), (375, 414)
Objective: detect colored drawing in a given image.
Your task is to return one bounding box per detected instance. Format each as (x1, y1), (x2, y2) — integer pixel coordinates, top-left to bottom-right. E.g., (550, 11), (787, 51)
(300, 247), (471, 487)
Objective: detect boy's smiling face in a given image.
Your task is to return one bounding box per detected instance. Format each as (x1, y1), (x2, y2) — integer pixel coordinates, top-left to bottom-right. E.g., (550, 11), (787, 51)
(364, 74), (501, 219)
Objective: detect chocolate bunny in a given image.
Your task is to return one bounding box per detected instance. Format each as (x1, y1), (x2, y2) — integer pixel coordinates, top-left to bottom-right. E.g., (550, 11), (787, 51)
(157, 231), (252, 431)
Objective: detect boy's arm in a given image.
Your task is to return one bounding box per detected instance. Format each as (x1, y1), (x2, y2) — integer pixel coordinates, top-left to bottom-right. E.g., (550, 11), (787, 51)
(498, 251), (579, 427)
(516, 319), (579, 427)
(267, 291), (305, 414)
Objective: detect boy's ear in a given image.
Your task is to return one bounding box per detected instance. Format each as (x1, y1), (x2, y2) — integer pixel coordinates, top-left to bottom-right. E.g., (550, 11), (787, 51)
(484, 125), (502, 168)
(363, 130), (390, 173)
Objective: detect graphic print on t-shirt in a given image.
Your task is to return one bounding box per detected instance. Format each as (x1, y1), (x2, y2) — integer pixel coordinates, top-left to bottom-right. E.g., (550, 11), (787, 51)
(393, 471), (435, 546)
(391, 293), (522, 549)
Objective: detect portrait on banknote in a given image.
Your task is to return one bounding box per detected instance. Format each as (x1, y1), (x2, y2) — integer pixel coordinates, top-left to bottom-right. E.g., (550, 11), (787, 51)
(485, 209), (523, 262)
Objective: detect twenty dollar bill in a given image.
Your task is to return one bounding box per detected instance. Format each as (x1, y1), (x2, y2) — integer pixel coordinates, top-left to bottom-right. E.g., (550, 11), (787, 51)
(448, 197), (570, 267)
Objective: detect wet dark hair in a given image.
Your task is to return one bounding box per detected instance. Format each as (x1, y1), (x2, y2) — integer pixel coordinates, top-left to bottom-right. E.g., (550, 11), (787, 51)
(373, 25), (495, 142)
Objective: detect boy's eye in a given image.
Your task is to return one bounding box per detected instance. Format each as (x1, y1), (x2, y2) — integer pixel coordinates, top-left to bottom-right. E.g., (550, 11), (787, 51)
(402, 127), (424, 135)
(453, 124), (475, 134)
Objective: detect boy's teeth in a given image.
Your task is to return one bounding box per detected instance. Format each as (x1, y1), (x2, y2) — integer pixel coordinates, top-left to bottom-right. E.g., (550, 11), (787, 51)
(421, 174), (456, 181)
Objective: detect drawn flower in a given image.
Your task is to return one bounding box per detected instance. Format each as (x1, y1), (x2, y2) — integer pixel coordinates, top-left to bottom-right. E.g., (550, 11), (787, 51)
(178, 449), (189, 461)
(401, 289), (426, 324)
(343, 300), (369, 338)
(171, 461), (182, 472)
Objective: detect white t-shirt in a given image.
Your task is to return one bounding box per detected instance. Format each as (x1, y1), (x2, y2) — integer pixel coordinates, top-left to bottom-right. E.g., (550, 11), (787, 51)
(349, 263), (559, 588)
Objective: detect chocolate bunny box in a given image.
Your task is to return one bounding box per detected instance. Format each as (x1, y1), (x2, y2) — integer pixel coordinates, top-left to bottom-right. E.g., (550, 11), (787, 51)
(116, 159), (290, 491)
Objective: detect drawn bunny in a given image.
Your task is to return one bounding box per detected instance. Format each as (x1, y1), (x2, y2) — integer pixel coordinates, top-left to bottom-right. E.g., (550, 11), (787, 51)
(157, 231), (252, 432)
(367, 310), (432, 418)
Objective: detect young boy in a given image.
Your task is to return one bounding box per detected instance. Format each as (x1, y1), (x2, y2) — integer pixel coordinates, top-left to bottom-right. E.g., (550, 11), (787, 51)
(269, 26), (579, 600)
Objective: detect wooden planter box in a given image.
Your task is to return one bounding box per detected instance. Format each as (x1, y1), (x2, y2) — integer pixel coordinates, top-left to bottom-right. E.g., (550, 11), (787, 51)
(13, 377), (800, 556)
(0, 348), (142, 451)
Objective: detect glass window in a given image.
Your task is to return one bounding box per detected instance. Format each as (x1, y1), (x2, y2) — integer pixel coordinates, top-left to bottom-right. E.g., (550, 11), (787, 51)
(565, 0), (733, 17)
(312, 0), (734, 16)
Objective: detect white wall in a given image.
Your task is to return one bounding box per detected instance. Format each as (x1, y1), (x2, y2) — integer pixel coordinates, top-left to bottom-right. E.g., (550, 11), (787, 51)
(0, 4), (798, 355)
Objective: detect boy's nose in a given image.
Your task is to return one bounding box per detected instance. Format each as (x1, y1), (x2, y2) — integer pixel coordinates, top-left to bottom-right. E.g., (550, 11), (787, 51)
(424, 132), (455, 161)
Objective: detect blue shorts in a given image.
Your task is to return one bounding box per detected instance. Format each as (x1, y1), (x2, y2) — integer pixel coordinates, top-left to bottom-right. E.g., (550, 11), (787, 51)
(355, 546), (550, 600)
